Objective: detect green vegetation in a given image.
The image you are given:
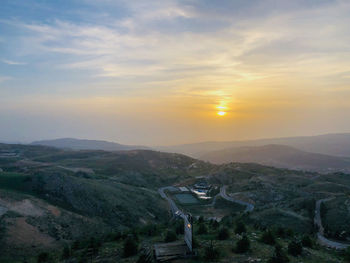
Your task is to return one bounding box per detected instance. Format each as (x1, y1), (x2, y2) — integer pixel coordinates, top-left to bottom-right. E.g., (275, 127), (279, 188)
(204, 241), (220, 261)
(301, 235), (313, 248)
(344, 247), (350, 262)
(234, 234), (250, 253)
(322, 196), (350, 240)
(217, 227), (230, 240)
(164, 230), (177, 242)
(268, 244), (289, 263)
(123, 236), (138, 257)
(0, 172), (33, 194)
(0, 143), (349, 262)
(234, 221), (246, 235)
(197, 223), (208, 235)
(287, 240), (302, 256)
(261, 230), (276, 245)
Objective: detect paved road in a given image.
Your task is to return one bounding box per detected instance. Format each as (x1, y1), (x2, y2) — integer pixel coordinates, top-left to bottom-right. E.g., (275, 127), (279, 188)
(220, 186), (254, 212)
(314, 198), (350, 250)
(158, 187), (185, 219)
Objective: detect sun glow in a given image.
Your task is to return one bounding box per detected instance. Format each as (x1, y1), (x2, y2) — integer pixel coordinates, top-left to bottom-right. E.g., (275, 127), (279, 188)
(216, 104), (228, 117)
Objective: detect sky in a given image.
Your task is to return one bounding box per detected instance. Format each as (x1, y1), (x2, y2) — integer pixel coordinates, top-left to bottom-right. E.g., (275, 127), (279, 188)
(1, 0), (350, 146)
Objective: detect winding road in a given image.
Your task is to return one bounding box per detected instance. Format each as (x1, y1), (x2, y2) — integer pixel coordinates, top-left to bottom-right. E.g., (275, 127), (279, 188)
(314, 198), (350, 250)
(158, 186), (185, 219)
(220, 186), (254, 212)
(159, 185), (349, 250)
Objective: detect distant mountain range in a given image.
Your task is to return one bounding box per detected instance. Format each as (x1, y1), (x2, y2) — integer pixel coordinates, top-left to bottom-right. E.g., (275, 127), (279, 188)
(200, 144), (350, 173)
(31, 138), (150, 151)
(158, 133), (350, 158)
(30, 134), (350, 173)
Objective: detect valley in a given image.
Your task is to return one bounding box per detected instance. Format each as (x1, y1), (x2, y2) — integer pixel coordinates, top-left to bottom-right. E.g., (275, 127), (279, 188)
(0, 143), (350, 262)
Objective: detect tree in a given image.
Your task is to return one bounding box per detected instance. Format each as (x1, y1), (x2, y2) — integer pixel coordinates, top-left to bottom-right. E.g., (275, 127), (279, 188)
(164, 230), (177, 242)
(61, 244), (71, 260)
(276, 227), (285, 238)
(175, 220), (184, 235)
(235, 221), (246, 235)
(301, 235), (313, 248)
(344, 247), (350, 262)
(268, 244), (289, 263)
(235, 235), (250, 253)
(198, 216), (204, 224)
(261, 230), (275, 245)
(217, 227), (230, 240)
(197, 223), (208, 235)
(37, 252), (49, 263)
(211, 220), (220, 230)
(137, 254), (149, 263)
(123, 237), (138, 257)
(88, 236), (102, 255)
(72, 240), (81, 250)
(204, 241), (220, 261)
(288, 240), (302, 256)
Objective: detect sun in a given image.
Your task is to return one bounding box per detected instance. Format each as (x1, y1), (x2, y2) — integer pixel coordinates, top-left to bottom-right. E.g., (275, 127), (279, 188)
(217, 111), (226, 116)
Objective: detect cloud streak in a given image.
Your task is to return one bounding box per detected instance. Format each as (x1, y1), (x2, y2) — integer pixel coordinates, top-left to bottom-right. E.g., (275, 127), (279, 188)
(2, 59), (26, 65)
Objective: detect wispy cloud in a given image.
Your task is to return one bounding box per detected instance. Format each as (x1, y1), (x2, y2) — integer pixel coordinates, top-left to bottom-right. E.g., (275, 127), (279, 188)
(0, 76), (12, 83)
(2, 59), (26, 65)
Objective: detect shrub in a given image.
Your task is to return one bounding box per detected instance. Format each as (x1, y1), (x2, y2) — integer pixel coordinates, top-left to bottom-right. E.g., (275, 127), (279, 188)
(37, 252), (49, 263)
(285, 229), (294, 237)
(72, 240), (81, 250)
(261, 230), (275, 245)
(211, 220), (220, 230)
(288, 240), (302, 256)
(137, 254), (149, 263)
(62, 244), (71, 259)
(192, 236), (199, 249)
(164, 230), (177, 242)
(204, 241), (220, 261)
(88, 237), (102, 255)
(217, 227), (230, 240)
(301, 235), (313, 248)
(221, 215), (233, 227)
(268, 244), (289, 263)
(123, 237), (138, 257)
(235, 221), (246, 235)
(235, 235), (250, 253)
(276, 227), (285, 238)
(344, 247), (350, 262)
(175, 220), (184, 235)
(197, 223), (208, 235)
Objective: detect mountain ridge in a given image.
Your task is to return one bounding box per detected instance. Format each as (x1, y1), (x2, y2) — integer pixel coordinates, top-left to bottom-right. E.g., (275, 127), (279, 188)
(31, 138), (150, 152)
(200, 144), (350, 173)
(157, 133), (350, 157)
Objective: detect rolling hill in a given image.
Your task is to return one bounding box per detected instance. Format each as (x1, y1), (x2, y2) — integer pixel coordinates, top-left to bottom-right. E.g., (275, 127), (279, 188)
(200, 144), (350, 173)
(158, 133), (350, 158)
(31, 138), (150, 151)
(1, 143), (350, 262)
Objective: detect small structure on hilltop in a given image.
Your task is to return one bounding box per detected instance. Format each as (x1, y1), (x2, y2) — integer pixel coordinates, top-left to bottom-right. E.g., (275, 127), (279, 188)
(179, 186), (189, 192)
(193, 181), (210, 190)
(154, 214), (194, 262)
(192, 181), (212, 200)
